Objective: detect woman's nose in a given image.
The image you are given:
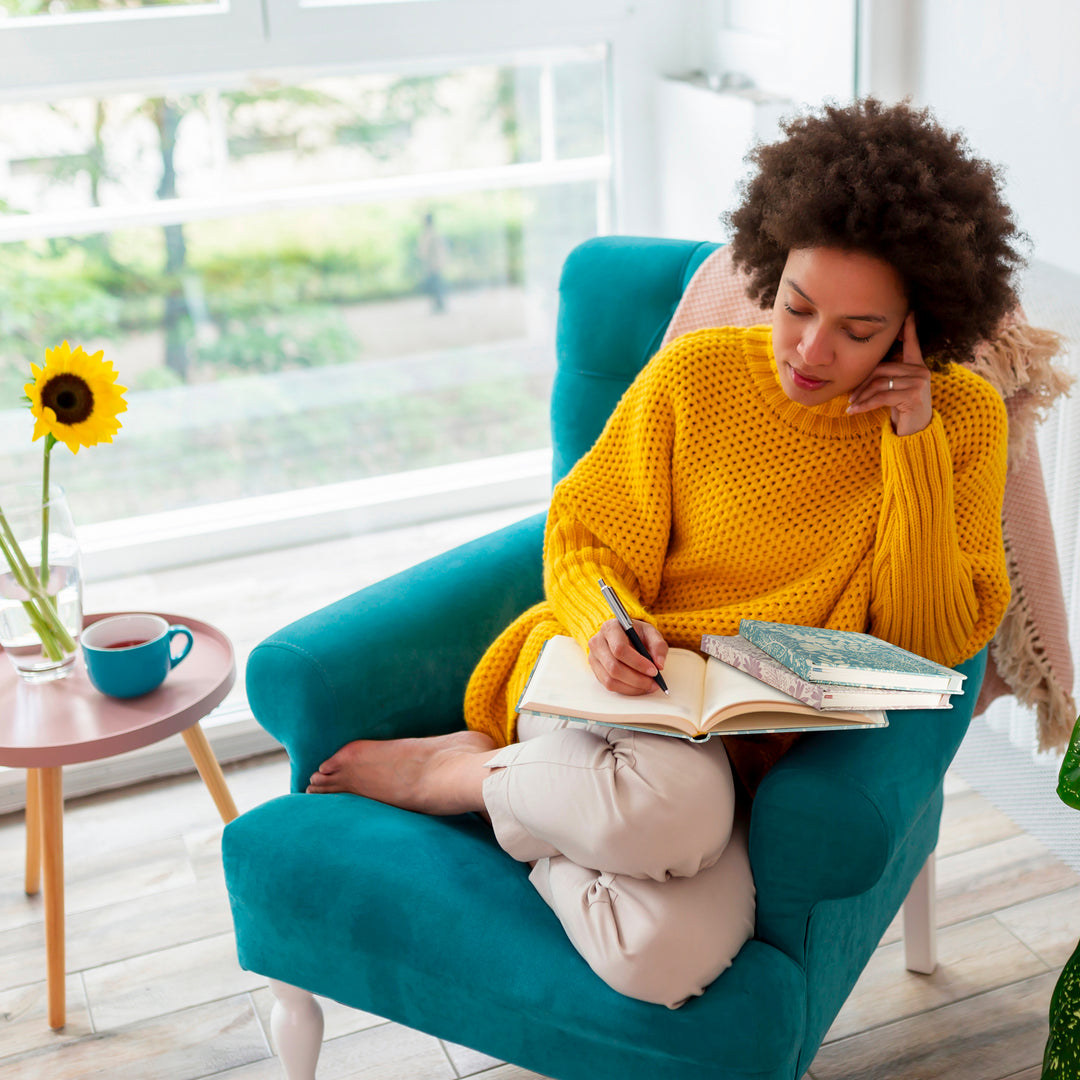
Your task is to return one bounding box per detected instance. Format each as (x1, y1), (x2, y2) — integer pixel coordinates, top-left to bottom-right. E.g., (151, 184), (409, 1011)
(797, 325), (832, 367)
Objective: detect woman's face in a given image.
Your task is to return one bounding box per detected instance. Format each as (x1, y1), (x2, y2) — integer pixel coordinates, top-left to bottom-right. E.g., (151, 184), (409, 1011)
(771, 247), (910, 407)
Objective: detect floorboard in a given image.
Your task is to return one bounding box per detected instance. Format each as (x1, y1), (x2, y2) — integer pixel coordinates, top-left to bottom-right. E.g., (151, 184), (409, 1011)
(0, 752), (1070, 1079)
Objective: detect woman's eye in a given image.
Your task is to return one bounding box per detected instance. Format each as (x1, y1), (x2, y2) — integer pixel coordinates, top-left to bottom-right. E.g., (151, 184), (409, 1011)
(782, 302), (873, 343)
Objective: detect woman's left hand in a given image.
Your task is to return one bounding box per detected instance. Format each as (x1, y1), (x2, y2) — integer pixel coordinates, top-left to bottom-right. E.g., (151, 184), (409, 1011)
(847, 311), (933, 436)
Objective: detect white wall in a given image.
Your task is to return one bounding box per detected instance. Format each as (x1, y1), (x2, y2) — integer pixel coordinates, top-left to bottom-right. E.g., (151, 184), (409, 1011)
(604, 0), (711, 235)
(653, 0), (858, 242)
(702, 0), (857, 106)
(869, 0), (1080, 277)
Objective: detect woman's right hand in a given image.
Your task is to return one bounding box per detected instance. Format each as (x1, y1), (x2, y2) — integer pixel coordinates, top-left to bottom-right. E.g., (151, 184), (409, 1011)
(588, 618), (669, 695)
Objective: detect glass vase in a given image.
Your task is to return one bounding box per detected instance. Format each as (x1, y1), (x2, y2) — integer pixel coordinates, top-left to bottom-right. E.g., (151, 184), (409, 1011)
(0, 484), (83, 683)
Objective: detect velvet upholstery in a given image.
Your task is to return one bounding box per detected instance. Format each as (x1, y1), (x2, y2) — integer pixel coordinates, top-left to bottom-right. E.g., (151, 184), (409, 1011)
(552, 236), (715, 483)
(223, 235), (986, 1080)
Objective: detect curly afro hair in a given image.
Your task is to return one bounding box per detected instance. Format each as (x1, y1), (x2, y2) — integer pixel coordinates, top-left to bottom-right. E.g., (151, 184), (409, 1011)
(725, 97), (1026, 370)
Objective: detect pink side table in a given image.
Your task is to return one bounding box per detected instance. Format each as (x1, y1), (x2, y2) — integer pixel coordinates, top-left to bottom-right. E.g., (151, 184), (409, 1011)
(0, 612), (238, 1030)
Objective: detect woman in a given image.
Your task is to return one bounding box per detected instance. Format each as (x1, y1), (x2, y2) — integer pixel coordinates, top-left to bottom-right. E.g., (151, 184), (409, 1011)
(307, 99), (1018, 1009)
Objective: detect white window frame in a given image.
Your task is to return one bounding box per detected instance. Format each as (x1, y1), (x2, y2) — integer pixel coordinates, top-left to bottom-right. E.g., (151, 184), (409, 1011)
(0, 30), (617, 555)
(261, 0), (632, 53)
(0, 0), (637, 95)
(0, 3), (265, 96)
(0, 1), (671, 565)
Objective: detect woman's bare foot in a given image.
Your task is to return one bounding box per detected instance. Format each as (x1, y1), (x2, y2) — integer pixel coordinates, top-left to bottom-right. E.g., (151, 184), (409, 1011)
(306, 730), (498, 816)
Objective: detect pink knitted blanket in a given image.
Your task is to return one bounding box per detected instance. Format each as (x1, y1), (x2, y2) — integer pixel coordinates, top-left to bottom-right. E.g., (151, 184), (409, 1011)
(663, 246), (1076, 750)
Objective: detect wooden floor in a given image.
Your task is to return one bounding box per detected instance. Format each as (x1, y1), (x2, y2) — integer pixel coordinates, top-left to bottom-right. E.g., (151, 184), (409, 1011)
(0, 750), (1074, 1079)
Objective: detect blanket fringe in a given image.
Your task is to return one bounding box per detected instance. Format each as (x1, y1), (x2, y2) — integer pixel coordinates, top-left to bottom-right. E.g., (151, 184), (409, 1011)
(961, 321), (1075, 466)
(991, 519), (1078, 752)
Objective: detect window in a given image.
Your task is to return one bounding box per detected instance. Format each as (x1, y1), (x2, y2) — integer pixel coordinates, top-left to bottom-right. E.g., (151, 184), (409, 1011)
(0, 1), (622, 785)
(0, 50), (611, 526)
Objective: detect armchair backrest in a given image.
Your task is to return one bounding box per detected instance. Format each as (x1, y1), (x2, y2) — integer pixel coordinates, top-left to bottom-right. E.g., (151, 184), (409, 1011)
(550, 236), (718, 485)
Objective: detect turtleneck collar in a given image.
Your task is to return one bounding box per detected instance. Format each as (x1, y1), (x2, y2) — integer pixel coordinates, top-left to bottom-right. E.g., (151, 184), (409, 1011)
(742, 326), (886, 440)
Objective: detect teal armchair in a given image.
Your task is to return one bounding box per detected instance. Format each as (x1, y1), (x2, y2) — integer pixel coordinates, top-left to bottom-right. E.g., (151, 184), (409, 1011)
(222, 236), (987, 1080)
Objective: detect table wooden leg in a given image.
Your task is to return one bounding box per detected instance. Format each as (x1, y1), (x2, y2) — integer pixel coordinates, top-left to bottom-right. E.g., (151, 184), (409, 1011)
(40, 766), (65, 1030)
(182, 723), (239, 823)
(25, 769), (41, 896)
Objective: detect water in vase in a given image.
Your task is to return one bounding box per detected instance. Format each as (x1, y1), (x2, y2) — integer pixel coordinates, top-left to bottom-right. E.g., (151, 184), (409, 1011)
(0, 564), (84, 681)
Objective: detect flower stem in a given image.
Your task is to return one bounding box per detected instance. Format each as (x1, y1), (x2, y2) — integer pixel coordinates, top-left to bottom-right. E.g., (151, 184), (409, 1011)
(41, 435), (55, 590)
(21, 600), (63, 660)
(0, 531), (66, 661)
(0, 510), (39, 596)
(0, 498), (77, 658)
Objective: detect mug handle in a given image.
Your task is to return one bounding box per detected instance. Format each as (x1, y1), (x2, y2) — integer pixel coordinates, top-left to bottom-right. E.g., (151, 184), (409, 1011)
(167, 625), (194, 668)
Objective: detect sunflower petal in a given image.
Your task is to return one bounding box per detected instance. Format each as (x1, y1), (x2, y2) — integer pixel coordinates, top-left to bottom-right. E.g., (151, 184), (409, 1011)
(26, 343), (127, 454)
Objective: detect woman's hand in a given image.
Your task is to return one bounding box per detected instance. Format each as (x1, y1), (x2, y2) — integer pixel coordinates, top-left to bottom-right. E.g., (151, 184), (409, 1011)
(847, 311), (933, 436)
(588, 618), (669, 695)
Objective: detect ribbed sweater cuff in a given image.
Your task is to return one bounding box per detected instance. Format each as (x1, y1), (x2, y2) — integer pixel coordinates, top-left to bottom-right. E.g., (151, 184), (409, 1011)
(876, 414), (977, 662)
(545, 523), (648, 650)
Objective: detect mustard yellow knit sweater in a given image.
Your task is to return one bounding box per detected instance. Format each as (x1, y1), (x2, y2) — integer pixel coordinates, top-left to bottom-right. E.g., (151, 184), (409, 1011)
(464, 325), (1010, 782)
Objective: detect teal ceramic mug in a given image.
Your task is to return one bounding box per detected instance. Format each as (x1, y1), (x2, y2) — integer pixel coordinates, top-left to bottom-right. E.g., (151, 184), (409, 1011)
(82, 614), (194, 698)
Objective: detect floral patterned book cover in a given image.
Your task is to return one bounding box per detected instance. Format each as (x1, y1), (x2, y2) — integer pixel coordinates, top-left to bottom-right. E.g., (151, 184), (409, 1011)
(700, 634), (955, 710)
(736, 619), (966, 693)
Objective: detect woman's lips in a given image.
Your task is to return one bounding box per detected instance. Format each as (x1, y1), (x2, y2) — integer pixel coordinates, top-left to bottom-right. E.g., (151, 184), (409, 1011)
(788, 364), (828, 391)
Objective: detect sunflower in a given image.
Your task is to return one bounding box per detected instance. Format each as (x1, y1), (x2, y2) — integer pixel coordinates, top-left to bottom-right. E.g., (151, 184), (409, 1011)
(25, 341), (128, 454)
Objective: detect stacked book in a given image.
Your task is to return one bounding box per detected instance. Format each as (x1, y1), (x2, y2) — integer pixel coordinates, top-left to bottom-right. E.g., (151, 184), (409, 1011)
(700, 619), (966, 713)
(515, 619), (965, 743)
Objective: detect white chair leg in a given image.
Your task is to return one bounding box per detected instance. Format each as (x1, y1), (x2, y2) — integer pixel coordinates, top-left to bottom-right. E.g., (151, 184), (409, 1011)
(902, 848), (937, 974)
(269, 979), (324, 1080)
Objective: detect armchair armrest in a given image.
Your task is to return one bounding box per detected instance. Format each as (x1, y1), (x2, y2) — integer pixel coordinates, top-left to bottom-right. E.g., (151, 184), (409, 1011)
(749, 647), (987, 964)
(246, 511), (546, 792)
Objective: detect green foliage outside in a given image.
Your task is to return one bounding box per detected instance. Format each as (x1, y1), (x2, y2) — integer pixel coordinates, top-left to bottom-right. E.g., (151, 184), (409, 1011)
(0, 71), (532, 400)
(0, 193), (528, 404)
(0, 247), (122, 401)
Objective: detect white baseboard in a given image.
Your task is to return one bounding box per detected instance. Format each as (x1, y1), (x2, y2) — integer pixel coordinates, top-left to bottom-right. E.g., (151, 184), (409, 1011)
(0, 709), (280, 816)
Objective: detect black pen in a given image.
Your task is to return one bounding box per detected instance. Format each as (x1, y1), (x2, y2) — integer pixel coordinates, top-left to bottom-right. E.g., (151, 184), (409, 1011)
(597, 578), (669, 695)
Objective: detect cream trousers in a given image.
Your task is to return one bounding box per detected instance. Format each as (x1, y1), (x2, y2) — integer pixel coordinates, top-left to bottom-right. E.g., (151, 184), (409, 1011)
(482, 713), (756, 1009)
